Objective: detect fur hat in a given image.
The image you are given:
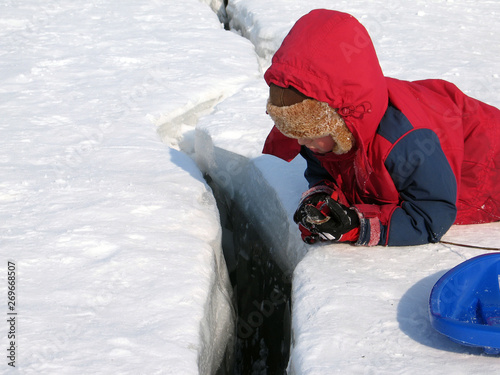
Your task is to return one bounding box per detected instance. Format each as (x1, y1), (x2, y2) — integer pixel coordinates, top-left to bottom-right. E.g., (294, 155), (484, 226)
(267, 84), (354, 154)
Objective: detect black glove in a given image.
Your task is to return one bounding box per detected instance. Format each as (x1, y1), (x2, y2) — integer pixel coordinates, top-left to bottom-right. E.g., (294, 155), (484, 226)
(293, 187), (332, 244)
(294, 194), (360, 243)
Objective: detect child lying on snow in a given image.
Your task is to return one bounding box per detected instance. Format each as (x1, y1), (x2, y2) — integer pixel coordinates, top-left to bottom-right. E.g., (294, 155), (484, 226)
(263, 9), (500, 246)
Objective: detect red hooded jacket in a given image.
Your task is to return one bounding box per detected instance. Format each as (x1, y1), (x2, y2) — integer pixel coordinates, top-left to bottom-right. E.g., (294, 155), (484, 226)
(263, 9), (500, 246)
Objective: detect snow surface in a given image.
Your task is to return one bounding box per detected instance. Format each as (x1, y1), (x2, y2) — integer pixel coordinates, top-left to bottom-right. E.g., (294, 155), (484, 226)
(1, 0), (500, 374)
(1, 1), (254, 373)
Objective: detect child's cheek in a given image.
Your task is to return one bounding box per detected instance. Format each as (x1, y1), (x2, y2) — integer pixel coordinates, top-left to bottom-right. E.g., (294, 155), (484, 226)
(316, 137), (336, 153)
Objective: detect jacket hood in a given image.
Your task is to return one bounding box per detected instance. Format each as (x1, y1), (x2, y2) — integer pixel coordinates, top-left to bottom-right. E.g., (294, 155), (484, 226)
(264, 9), (388, 154)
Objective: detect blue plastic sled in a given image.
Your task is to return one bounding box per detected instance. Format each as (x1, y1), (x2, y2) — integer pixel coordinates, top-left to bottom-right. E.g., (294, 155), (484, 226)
(429, 253), (500, 355)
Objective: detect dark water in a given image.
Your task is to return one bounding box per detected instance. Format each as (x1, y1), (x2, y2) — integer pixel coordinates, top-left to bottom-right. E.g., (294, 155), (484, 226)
(207, 175), (291, 375)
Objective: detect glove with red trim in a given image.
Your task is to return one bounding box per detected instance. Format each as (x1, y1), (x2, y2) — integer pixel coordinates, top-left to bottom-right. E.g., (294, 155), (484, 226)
(293, 183), (360, 244)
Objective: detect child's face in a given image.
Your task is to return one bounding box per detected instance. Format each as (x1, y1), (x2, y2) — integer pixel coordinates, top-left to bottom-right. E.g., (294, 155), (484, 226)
(297, 135), (336, 154)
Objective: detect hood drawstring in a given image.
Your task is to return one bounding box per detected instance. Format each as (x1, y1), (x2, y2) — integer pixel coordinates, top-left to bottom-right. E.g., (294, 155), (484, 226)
(339, 101), (372, 119)
(338, 101), (374, 195)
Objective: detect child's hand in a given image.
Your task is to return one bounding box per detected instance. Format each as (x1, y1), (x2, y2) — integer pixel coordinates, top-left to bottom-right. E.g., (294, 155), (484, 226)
(293, 187), (331, 243)
(294, 194), (360, 244)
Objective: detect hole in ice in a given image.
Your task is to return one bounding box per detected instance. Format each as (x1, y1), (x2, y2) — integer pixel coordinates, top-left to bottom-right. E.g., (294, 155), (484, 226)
(207, 174), (292, 375)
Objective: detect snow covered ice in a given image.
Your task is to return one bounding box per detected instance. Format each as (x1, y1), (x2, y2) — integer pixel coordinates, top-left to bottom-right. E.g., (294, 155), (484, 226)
(0, 1), (253, 373)
(1, 0), (500, 374)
